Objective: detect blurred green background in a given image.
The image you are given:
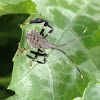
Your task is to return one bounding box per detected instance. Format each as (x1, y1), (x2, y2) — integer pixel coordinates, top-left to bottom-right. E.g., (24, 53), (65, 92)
(0, 14), (29, 100)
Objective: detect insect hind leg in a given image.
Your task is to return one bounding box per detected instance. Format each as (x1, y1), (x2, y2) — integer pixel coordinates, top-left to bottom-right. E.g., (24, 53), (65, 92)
(31, 56), (47, 65)
(17, 48), (38, 66)
(30, 49), (48, 65)
(17, 48), (48, 66)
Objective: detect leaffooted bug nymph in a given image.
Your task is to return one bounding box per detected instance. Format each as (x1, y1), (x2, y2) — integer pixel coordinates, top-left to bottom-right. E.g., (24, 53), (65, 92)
(17, 14), (87, 84)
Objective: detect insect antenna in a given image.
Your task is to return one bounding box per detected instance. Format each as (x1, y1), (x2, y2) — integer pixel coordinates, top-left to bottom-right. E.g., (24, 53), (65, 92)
(40, 13), (41, 18)
(57, 28), (87, 47)
(56, 48), (84, 84)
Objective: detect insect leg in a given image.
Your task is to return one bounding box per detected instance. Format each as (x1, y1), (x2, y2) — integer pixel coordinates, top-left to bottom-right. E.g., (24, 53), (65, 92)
(17, 48), (46, 56)
(17, 48), (38, 66)
(17, 48), (33, 55)
(19, 14), (53, 37)
(43, 24), (53, 38)
(17, 48), (41, 54)
(17, 48), (48, 66)
(38, 49), (45, 54)
(31, 54), (47, 65)
(29, 18), (53, 37)
(30, 48), (48, 65)
(38, 49), (43, 52)
(17, 48), (38, 65)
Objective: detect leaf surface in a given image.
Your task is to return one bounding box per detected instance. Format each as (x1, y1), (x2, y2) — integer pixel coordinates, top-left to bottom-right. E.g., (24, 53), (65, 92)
(74, 82), (100, 100)
(0, 0), (36, 16)
(8, 0), (100, 100)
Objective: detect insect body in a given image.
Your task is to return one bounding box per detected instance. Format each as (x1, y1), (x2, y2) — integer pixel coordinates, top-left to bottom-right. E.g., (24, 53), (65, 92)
(18, 14), (87, 84)
(26, 29), (57, 49)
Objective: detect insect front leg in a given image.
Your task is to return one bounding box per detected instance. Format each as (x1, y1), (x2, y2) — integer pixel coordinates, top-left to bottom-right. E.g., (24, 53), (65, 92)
(19, 14), (53, 38)
(23, 18), (53, 38)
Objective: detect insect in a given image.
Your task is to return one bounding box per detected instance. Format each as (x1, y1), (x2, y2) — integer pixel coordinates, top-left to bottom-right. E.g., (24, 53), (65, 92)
(17, 14), (87, 84)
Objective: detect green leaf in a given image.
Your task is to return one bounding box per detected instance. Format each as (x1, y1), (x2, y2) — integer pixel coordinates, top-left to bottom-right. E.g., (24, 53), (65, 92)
(83, 83), (100, 100)
(6, 94), (20, 100)
(0, 0), (37, 16)
(8, 0), (100, 100)
(74, 83), (100, 100)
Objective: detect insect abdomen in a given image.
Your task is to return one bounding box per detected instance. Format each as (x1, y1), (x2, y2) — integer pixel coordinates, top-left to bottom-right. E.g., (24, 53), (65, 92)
(26, 29), (57, 49)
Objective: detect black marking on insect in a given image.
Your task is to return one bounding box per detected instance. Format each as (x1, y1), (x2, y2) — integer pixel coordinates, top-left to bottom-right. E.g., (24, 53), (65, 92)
(17, 13), (87, 84)
(26, 29), (57, 49)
